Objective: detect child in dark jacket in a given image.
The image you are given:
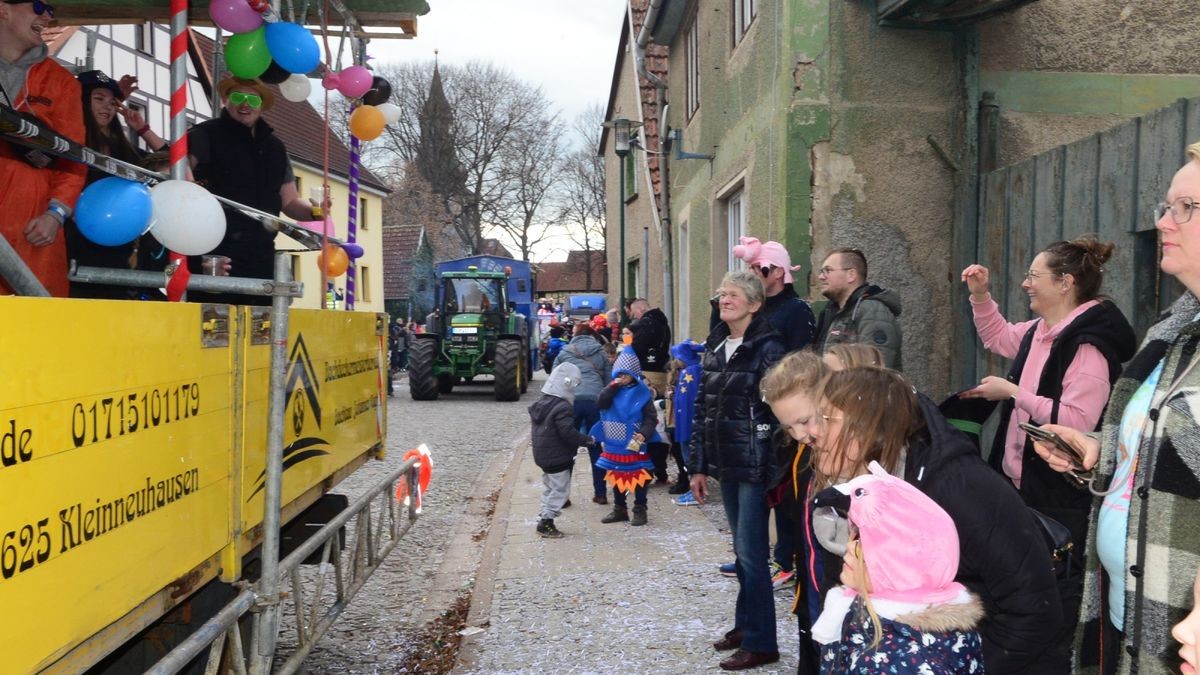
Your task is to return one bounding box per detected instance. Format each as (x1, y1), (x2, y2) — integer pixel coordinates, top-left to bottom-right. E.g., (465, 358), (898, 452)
(528, 362), (594, 538)
(592, 348), (659, 526)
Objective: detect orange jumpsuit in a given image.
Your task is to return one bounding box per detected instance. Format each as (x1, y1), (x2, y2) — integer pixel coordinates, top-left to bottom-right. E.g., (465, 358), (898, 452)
(0, 57), (85, 297)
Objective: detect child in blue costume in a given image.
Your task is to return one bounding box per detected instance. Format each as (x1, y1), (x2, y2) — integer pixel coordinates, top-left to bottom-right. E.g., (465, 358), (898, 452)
(593, 347), (660, 526)
(667, 340), (704, 500)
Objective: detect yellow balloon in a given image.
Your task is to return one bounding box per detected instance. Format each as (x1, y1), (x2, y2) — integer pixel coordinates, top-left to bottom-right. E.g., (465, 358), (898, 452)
(318, 243), (350, 277)
(349, 105), (386, 142)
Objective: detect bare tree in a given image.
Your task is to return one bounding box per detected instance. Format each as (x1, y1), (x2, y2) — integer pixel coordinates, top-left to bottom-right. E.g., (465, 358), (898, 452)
(555, 104), (607, 290)
(489, 115), (565, 260)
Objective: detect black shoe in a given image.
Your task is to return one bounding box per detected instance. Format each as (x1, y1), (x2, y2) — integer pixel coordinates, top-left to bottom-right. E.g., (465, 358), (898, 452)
(591, 495), (608, 505)
(713, 627), (743, 651)
(631, 507), (647, 526)
(719, 648), (779, 670)
(562, 499), (572, 509)
(536, 518), (564, 538)
(600, 507), (629, 524)
(668, 481), (689, 495)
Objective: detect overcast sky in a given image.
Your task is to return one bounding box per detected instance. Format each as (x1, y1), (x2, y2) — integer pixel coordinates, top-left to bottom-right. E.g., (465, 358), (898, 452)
(367, 0), (627, 128)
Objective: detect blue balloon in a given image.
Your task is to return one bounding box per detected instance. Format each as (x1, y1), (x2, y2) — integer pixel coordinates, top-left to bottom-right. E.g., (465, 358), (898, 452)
(74, 177), (153, 247)
(265, 22), (320, 75)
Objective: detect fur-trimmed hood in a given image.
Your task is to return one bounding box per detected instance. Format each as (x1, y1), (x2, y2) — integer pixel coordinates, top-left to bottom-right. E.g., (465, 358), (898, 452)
(897, 592), (986, 633)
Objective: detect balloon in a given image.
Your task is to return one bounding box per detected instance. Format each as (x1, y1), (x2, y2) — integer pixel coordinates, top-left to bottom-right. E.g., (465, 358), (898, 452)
(318, 244), (349, 277)
(336, 65), (372, 99)
(340, 242), (364, 260)
(349, 105), (385, 141)
(266, 22), (320, 74)
(279, 74), (311, 102)
(362, 76), (392, 106)
(321, 71), (340, 90)
(208, 0), (263, 33)
(75, 177), (153, 246)
(149, 180), (227, 255)
(225, 27), (270, 80)
(259, 61), (290, 84)
(376, 102), (401, 124)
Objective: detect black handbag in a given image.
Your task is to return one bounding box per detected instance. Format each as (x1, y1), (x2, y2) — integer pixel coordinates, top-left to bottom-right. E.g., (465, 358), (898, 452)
(1030, 507), (1073, 577)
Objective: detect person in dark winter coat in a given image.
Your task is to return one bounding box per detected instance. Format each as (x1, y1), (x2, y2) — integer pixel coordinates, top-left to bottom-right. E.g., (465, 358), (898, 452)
(687, 270), (787, 672)
(593, 348), (660, 526)
(715, 237), (817, 354)
(527, 362), (594, 538)
(814, 248), (903, 369)
(628, 298), (672, 390)
(960, 237), (1137, 671)
(806, 366), (1061, 674)
(553, 323), (612, 504)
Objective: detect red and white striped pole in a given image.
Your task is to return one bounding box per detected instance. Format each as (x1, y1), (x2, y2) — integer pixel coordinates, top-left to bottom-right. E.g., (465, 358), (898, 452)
(164, 0), (191, 301)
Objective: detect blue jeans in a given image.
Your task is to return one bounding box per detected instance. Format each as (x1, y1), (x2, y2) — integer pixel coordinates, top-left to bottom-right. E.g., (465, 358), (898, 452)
(720, 479), (777, 653)
(573, 398), (605, 498)
(774, 505), (795, 572)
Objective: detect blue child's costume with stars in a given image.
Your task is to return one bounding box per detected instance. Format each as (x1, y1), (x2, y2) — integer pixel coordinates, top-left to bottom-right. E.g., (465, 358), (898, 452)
(669, 340), (704, 446)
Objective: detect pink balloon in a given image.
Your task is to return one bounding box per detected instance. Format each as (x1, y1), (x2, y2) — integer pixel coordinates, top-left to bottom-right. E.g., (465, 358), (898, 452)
(208, 0), (263, 34)
(337, 66), (372, 99)
(322, 72), (341, 91)
(295, 217), (334, 235)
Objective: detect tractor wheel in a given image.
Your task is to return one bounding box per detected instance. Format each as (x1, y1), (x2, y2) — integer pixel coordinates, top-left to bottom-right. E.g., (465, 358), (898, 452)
(408, 339), (439, 401)
(520, 353), (529, 394)
(437, 373), (455, 394)
(493, 339), (522, 401)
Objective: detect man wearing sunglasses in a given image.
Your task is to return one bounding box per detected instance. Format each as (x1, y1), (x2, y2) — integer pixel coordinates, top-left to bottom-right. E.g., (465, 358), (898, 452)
(187, 76), (320, 305)
(0, 0), (86, 296)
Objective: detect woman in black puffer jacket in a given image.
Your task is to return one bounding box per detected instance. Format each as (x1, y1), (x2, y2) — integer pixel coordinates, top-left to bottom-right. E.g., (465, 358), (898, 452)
(687, 270), (786, 671)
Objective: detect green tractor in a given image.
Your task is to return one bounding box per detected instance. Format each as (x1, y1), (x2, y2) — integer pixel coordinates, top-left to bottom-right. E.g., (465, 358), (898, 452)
(408, 267), (529, 401)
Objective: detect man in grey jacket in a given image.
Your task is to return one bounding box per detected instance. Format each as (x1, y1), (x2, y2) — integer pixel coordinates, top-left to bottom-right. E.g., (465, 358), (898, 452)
(552, 323), (612, 504)
(813, 247), (903, 369)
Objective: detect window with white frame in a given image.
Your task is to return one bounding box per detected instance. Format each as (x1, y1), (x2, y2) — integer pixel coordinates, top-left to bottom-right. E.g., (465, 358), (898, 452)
(724, 188), (746, 272)
(732, 0), (757, 46)
(135, 22), (154, 55)
(359, 266), (371, 302)
(685, 14), (699, 119)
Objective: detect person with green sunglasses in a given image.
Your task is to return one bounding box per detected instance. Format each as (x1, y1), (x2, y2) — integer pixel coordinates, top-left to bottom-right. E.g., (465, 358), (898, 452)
(185, 76), (321, 306)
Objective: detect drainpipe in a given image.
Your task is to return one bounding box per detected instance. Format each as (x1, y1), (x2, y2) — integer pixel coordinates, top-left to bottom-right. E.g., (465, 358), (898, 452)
(631, 0), (675, 328)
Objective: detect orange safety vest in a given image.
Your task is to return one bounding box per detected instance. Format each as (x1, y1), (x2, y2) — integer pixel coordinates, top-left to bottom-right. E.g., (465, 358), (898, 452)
(0, 57), (86, 297)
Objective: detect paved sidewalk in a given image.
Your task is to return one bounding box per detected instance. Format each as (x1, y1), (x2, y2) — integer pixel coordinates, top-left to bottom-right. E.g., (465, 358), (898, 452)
(454, 442), (801, 674)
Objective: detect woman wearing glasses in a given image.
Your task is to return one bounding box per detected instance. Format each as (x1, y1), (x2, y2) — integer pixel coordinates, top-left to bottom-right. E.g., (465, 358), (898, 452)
(686, 270), (786, 671)
(0, 0), (86, 296)
(1033, 143), (1200, 674)
(959, 237), (1137, 669)
(796, 366), (1063, 673)
(187, 76), (320, 305)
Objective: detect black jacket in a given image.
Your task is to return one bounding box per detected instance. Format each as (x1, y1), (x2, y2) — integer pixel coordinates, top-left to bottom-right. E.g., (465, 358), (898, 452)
(989, 299), (1137, 548)
(686, 314), (786, 483)
(908, 394), (1063, 674)
(528, 395), (591, 474)
(630, 307), (671, 373)
(707, 284), (817, 354)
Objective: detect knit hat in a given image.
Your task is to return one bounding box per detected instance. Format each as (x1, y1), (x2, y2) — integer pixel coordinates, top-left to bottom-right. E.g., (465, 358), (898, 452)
(612, 347), (642, 381)
(591, 313), (608, 330)
(830, 461), (964, 604)
(542, 362), (582, 404)
(77, 70), (125, 101)
(731, 236), (802, 283)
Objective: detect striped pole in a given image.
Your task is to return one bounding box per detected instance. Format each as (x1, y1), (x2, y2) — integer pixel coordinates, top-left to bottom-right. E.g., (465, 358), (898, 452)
(164, 0), (191, 301)
(346, 125), (360, 311)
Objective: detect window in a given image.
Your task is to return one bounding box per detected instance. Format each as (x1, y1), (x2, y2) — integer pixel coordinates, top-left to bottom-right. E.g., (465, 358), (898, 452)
(623, 153), (638, 200)
(678, 220), (690, 336)
(724, 188), (746, 272)
(125, 102), (147, 148)
(732, 0), (757, 46)
(626, 258), (641, 301)
(290, 254), (302, 283)
(359, 266), (371, 302)
(359, 197), (368, 229)
(135, 22), (154, 55)
(685, 15), (699, 119)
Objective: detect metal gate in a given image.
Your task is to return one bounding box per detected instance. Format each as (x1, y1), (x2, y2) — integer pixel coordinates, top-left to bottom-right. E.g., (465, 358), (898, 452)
(960, 97), (1200, 385)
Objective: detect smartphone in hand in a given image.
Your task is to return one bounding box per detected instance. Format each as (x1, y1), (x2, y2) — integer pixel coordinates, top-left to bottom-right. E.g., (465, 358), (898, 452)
(1019, 422), (1093, 486)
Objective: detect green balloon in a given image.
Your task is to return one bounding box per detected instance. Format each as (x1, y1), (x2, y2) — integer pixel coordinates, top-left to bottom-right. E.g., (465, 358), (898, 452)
(225, 27), (271, 79)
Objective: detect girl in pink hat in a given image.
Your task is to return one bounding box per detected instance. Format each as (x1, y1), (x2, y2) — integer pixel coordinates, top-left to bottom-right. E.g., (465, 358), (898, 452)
(811, 462), (985, 673)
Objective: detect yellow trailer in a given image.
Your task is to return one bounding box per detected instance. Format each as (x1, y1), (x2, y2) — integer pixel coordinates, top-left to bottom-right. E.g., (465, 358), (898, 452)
(0, 297), (388, 673)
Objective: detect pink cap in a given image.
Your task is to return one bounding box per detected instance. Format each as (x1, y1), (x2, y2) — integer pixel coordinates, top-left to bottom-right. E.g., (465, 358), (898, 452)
(730, 236), (801, 283)
(835, 462), (964, 604)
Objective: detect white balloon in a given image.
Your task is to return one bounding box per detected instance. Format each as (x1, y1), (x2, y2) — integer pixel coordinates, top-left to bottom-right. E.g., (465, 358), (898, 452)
(149, 180), (227, 256)
(279, 74), (312, 103)
(377, 102), (401, 124)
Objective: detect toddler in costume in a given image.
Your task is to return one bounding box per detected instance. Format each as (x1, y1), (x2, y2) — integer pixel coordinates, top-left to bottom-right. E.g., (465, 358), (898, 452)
(528, 362), (594, 538)
(592, 348), (660, 526)
(812, 462), (985, 674)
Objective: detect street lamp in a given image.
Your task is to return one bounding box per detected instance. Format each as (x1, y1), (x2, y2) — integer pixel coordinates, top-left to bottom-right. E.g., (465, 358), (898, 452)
(603, 117), (642, 329)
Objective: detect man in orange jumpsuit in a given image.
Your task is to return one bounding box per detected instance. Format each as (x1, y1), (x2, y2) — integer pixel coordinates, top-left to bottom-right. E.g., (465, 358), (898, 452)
(0, 0), (86, 296)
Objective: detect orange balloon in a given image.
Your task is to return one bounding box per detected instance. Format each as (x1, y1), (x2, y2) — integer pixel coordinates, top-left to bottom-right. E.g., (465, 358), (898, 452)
(349, 105), (386, 141)
(318, 243), (350, 277)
